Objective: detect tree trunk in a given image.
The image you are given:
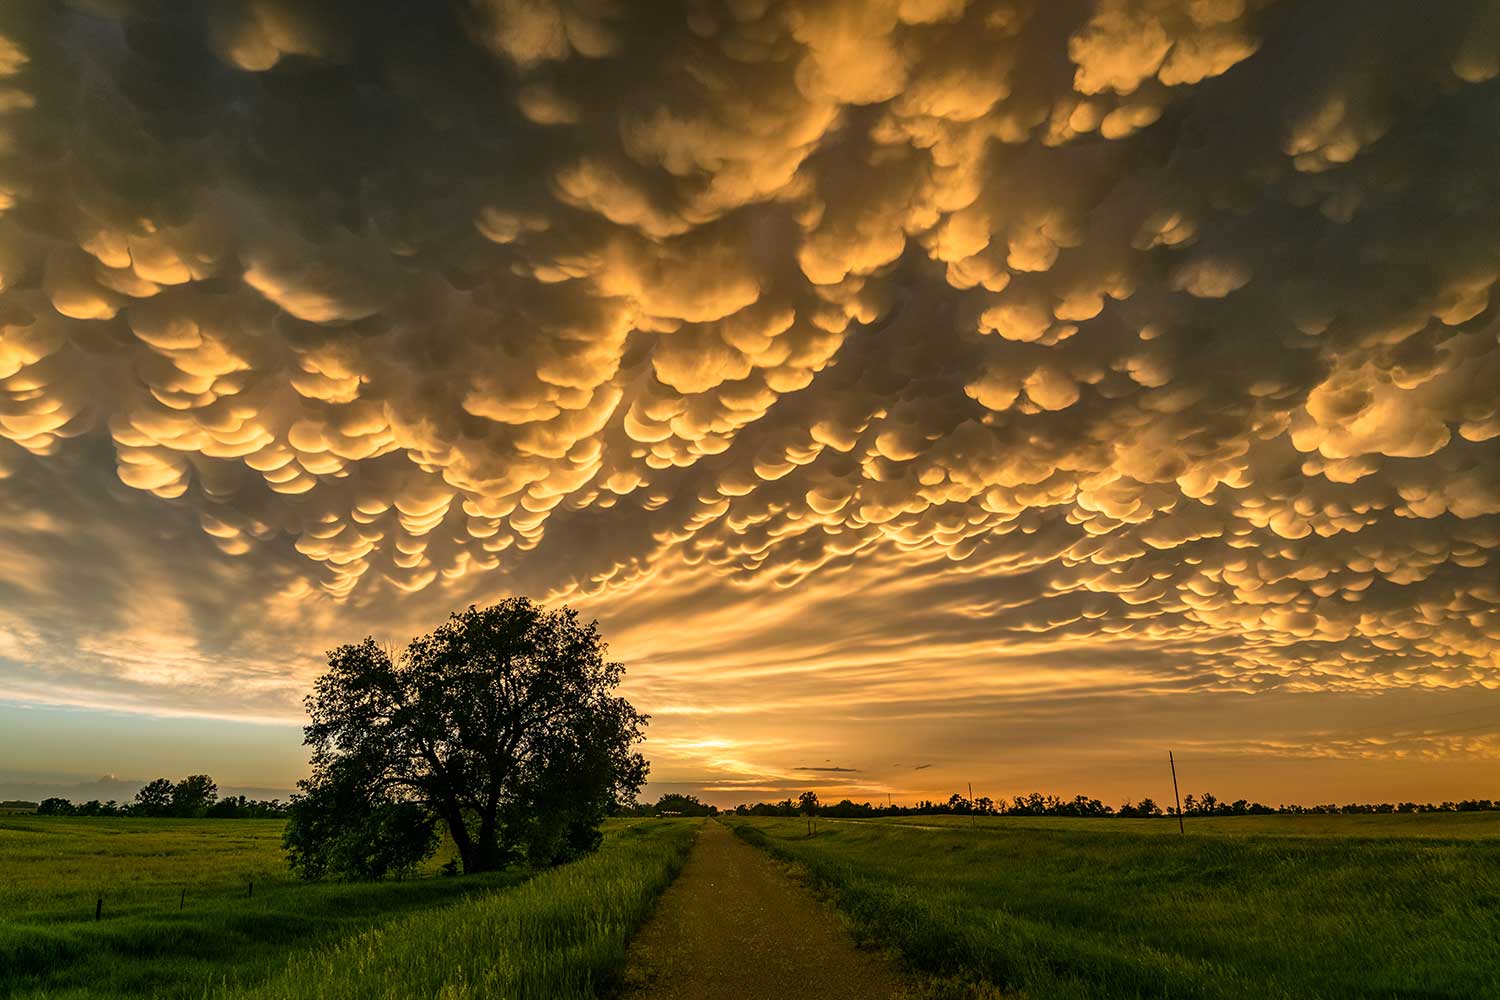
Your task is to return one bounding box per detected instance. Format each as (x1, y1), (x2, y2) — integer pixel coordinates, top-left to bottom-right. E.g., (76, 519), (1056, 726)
(435, 799), (477, 874)
(470, 811), (503, 873)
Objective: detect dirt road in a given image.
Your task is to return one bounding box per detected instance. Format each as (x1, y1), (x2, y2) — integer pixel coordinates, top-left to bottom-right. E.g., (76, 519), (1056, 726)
(621, 821), (907, 999)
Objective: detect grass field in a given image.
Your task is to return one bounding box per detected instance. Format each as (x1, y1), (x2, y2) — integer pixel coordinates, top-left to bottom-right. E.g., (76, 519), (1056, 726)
(230, 818), (699, 1000)
(0, 816), (698, 999)
(728, 814), (1500, 1000)
(864, 811), (1500, 839)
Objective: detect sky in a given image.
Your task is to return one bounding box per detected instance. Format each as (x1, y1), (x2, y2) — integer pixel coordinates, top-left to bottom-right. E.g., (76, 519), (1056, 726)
(0, 0), (1498, 809)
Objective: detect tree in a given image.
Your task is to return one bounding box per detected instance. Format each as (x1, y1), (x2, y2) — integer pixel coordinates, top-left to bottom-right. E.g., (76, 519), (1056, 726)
(171, 775), (218, 817)
(206, 797), (242, 819)
(284, 761), (438, 880)
(651, 793), (712, 817)
(37, 797), (73, 816)
(134, 778), (174, 816)
(798, 791), (820, 815)
(285, 600), (649, 878)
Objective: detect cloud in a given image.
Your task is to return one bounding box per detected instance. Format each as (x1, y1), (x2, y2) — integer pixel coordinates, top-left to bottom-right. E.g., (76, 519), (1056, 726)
(793, 765), (861, 773)
(0, 0), (1496, 795)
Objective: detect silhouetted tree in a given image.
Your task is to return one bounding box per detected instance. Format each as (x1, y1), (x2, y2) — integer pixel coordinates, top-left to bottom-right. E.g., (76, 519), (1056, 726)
(37, 797), (73, 816)
(171, 774), (218, 817)
(206, 797), (240, 818)
(284, 761), (438, 880)
(285, 600), (648, 878)
(649, 793), (712, 816)
(205, 795), (289, 819)
(134, 778), (174, 816)
(798, 791), (820, 815)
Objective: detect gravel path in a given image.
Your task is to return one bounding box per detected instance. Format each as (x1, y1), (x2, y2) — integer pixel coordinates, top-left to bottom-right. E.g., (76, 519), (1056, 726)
(621, 821), (908, 999)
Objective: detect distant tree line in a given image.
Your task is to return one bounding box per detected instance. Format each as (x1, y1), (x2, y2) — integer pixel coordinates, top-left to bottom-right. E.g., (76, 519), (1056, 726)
(30, 775), (289, 819)
(729, 791), (1500, 818)
(617, 793), (720, 817)
(25, 782), (1500, 821)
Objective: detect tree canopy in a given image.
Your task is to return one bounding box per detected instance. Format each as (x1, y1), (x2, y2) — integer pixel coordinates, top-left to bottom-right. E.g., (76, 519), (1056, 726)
(133, 778), (174, 817)
(284, 599), (649, 879)
(171, 775), (218, 817)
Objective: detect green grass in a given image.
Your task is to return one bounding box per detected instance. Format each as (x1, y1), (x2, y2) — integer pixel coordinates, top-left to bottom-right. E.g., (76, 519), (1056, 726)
(863, 811), (1500, 838)
(0, 817), (697, 999)
(225, 818), (700, 1000)
(728, 815), (1500, 1000)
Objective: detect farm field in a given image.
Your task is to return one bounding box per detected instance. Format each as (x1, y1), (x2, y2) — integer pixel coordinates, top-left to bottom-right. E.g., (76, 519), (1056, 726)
(0, 816), (698, 999)
(728, 815), (1500, 1000)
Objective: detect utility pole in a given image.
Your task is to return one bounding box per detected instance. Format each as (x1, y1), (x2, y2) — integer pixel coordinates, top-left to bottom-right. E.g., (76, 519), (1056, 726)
(968, 781), (976, 827)
(1169, 751), (1184, 835)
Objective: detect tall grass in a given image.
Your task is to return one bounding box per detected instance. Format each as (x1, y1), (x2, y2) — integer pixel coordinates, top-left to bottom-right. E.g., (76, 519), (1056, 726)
(729, 816), (1500, 1000)
(0, 817), (696, 1000)
(1, 817), (518, 999)
(225, 818), (699, 1000)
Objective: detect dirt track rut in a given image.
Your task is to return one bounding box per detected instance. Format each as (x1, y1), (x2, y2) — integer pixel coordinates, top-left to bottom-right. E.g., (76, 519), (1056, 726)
(621, 821), (906, 999)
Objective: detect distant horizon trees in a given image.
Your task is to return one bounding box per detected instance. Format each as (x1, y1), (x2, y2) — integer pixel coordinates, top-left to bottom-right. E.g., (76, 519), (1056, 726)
(133, 774), (220, 817)
(26, 785), (1500, 821)
(618, 792), (717, 817)
(729, 792), (1500, 819)
(133, 778), (174, 816)
(32, 776), (288, 818)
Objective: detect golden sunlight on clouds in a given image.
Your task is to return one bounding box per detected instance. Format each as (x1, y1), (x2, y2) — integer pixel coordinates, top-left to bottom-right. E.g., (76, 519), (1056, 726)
(0, 0), (1497, 799)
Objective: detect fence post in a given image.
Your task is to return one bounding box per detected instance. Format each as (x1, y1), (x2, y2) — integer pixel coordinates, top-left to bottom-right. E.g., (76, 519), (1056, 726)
(247, 879), (253, 899)
(95, 896), (102, 921)
(179, 888), (185, 911)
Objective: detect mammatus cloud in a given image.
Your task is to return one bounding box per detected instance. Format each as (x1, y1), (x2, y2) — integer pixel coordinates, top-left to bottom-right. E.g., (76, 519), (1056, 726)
(0, 1), (1497, 794)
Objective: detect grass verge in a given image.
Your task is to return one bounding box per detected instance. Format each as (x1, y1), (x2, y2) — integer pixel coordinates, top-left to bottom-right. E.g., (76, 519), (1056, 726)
(728, 816), (1500, 1000)
(223, 818), (700, 1000)
(1, 817), (518, 1000)
(1, 817), (697, 999)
